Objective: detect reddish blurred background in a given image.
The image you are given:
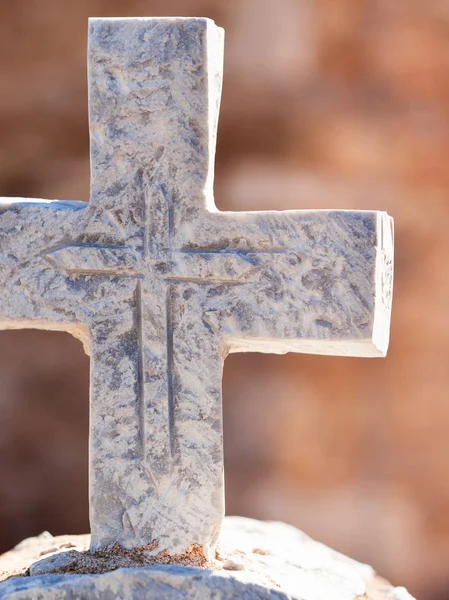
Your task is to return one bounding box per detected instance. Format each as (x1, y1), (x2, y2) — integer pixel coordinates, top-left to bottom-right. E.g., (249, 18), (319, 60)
(0, 1), (448, 598)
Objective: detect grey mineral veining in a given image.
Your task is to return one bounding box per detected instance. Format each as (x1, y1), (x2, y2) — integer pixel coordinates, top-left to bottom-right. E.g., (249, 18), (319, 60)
(0, 17), (394, 557)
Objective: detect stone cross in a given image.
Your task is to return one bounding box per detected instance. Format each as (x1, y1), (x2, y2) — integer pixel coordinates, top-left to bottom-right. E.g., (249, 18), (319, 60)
(0, 18), (393, 558)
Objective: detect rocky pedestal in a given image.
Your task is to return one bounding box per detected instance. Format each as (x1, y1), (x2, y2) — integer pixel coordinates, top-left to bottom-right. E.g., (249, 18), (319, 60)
(0, 517), (414, 599)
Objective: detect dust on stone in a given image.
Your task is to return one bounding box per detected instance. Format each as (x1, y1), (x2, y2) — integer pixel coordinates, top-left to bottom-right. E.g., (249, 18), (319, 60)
(31, 542), (213, 576)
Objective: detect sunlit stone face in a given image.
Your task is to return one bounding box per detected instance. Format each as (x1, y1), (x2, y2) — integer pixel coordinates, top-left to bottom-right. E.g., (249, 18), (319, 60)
(0, 17), (393, 557)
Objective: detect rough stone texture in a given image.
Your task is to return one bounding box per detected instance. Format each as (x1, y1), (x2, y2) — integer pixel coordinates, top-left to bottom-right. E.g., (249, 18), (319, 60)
(0, 517), (415, 599)
(0, 17), (393, 557)
(1, 3), (449, 597)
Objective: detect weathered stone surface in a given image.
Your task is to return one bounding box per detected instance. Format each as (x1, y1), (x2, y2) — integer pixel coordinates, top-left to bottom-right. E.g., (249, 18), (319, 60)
(0, 17), (394, 557)
(0, 517), (414, 599)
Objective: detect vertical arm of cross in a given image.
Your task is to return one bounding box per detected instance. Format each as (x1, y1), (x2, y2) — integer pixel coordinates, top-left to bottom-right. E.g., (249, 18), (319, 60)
(87, 18), (226, 554)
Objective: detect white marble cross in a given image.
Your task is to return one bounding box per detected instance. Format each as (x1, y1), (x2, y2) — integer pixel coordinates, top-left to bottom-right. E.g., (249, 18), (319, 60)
(0, 18), (393, 558)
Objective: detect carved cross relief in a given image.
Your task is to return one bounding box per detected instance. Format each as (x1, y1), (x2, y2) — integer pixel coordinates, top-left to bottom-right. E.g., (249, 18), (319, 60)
(0, 18), (393, 557)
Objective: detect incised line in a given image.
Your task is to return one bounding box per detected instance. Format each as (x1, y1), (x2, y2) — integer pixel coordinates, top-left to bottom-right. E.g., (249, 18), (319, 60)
(159, 183), (174, 249)
(136, 280), (159, 495)
(165, 283), (176, 461)
(46, 264), (142, 278)
(139, 168), (149, 259)
(136, 279), (146, 460)
(165, 276), (247, 285)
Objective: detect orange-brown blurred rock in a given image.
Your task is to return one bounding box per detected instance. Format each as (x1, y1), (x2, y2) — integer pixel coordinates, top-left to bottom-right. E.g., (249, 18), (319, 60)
(0, 1), (449, 599)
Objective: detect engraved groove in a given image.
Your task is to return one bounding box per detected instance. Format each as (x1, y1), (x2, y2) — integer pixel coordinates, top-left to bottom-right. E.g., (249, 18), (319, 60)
(165, 276), (247, 285)
(45, 242), (134, 253)
(137, 168), (148, 258)
(136, 280), (160, 496)
(160, 184), (174, 247)
(171, 249), (287, 255)
(136, 279), (146, 459)
(166, 284), (176, 460)
(45, 261), (142, 279)
(45, 243), (141, 276)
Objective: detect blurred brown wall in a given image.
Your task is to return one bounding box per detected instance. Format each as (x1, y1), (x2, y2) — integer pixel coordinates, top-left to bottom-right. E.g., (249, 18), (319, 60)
(0, 1), (448, 598)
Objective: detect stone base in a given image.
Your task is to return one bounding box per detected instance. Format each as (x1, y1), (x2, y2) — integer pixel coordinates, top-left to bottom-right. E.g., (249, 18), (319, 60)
(0, 517), (414, 599)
